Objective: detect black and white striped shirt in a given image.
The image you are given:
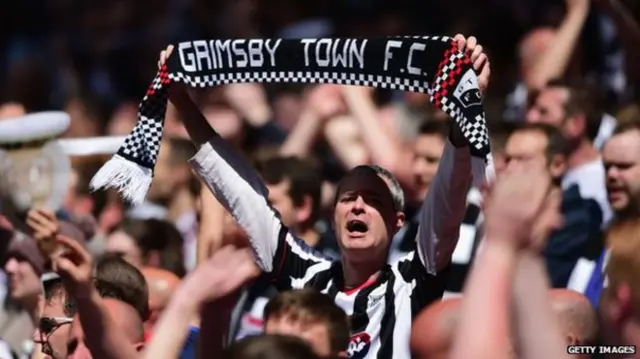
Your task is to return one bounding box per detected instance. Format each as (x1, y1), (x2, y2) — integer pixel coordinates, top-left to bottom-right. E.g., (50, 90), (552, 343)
(190, 136), (487, 359)
(444, 188), (484, 297)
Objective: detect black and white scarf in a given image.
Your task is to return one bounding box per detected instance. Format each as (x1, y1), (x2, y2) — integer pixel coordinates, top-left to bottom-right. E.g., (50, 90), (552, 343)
(90, 36), (491, 204)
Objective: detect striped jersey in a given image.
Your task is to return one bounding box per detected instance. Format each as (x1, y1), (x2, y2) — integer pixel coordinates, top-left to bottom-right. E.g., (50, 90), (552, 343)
(190, 136), (488, 359)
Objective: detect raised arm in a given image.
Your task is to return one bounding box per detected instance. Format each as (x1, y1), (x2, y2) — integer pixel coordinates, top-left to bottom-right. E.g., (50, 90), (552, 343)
(158, 47), (329, 279)
(416, 35), (491, 274)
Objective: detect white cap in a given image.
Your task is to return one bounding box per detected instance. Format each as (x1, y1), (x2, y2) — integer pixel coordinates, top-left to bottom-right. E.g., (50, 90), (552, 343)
(41, 272), (61, 283)
(57, 136), (126, 156)
(0, 112), (70, 145)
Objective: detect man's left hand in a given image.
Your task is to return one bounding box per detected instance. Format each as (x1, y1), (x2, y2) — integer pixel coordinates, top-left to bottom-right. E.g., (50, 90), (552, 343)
(453, 34), (490, 96)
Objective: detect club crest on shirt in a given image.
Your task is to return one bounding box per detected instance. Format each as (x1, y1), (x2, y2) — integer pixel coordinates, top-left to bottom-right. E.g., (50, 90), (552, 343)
(347, 332), (371, 358)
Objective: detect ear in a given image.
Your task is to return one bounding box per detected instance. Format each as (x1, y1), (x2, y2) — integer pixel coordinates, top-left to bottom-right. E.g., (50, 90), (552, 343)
(548, 154), (567, 179)
(294, 195), (314, 225)
(394, 211), (405, 233)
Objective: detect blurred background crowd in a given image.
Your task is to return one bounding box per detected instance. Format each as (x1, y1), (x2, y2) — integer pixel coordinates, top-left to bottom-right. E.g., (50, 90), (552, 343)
(1, 0), (640, 358)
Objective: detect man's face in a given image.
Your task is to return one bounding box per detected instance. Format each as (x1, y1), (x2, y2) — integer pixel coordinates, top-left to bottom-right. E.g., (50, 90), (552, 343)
(67, 300), (145, 359)
(4, 256), (41, 302)
(504, 130), (549, 175)
(264, 316), (332, 357)
(333, 172), (401, 261)
(412, 134), (445, 201)
(526, 87), (568, 129)
(34, 294), (73, 359)
(266, 180), (298, 229)
(602, 129), (640, 216)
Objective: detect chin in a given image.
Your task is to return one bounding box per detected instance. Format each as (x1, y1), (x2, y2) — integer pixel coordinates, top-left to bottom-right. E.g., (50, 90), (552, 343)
(339, 234), (377, 251)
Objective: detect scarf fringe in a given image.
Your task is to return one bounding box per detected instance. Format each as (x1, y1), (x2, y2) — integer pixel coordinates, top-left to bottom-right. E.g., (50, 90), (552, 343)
(89, 154), (152, 205)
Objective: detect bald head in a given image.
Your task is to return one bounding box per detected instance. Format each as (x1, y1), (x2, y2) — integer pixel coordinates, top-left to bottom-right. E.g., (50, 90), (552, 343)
(410, 298), (461, 359)
(103, 298), (145, 344)
(550, 289), (599, 346)
(141, 267), (180, 331)
(141, 267), (180, 312)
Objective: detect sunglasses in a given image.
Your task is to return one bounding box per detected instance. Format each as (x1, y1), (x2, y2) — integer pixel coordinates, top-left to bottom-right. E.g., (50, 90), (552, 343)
(38, 317), (73, 336)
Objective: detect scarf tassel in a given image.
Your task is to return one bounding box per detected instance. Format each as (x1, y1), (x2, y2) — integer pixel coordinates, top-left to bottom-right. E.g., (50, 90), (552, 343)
(89, 154), (153, 205)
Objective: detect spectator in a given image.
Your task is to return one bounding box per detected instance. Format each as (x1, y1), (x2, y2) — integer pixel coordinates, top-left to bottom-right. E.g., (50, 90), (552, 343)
(105, 218), (186, 277)
(262, 289), (350, 357)
(140, 267), (180, 335)
(526, 80), (613, 226)
(504, 123), (603, 290)
(32, 276), (76, 359)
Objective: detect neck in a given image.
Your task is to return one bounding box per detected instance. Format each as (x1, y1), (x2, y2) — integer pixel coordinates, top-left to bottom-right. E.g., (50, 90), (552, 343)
(341, 256), (384, 289)
(568, 140), (599, 171)
(298, 227), (320, 248)
(167, 187), (195, 222)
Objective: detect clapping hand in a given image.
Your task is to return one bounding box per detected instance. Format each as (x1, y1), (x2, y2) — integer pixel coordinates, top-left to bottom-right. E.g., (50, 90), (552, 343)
(179, 245), (260, 307)
(483, 167), (561, 251)
(26, 207), (60, 256)
(50, 235), (94, 300)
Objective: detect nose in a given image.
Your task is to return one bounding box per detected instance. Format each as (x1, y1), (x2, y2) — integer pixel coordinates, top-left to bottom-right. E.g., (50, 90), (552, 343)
(525, 109), (538, 123)
(607, 166), (619, 181)
(4, 257), (18, 274)
(351, 196), (366, 212)
(69, 343), (92, 359)
(412, 158), (426, 174)
(32, 327), (43, 343)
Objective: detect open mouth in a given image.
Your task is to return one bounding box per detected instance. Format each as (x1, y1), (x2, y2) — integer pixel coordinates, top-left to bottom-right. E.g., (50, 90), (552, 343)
(347, 219), (369, 233)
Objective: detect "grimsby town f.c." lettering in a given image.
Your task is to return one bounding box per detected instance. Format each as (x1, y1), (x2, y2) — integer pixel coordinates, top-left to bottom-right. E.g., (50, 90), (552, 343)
(301, 38), (368, 69)
(178, 39), (281, 72)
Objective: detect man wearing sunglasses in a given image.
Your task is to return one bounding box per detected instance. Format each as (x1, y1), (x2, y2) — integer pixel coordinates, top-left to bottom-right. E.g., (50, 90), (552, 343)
(32, 274), (75, 359)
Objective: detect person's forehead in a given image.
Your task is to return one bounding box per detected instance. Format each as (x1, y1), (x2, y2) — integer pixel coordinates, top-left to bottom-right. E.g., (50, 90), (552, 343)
(266, 314), (328, 332)
(415, 133), (445, 148)
(604, 130), (640, 160)
(265, 179), (290, 195)
(43, 294), (66, 312)
(340, 174), (389, 192)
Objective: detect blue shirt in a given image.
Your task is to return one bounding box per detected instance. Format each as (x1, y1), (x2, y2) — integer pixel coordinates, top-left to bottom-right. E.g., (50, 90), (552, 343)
(179, 327), (199, 359)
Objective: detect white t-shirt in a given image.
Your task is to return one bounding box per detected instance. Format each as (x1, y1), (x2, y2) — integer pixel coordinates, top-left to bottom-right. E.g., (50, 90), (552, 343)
(562, 158), (613, 227)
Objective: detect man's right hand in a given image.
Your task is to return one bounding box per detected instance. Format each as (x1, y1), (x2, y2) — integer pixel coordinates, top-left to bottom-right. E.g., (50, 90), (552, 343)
(157, 45), (191, 104)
